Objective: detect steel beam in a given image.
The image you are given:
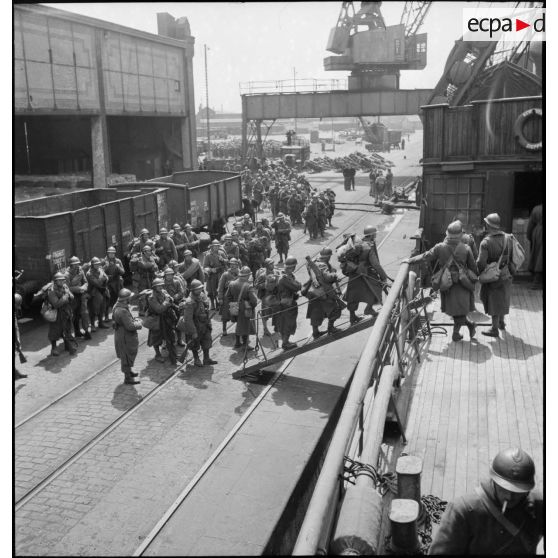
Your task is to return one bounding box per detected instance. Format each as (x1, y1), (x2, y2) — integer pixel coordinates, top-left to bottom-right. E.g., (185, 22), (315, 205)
(242, 89), (433, 120)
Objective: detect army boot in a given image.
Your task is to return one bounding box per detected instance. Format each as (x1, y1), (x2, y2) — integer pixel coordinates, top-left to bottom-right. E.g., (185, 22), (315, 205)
(191, 349), (203, 367)
(203, 349), (218, 365)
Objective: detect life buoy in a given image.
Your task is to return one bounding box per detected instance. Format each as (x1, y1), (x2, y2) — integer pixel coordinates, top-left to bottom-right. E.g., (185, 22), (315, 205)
(514, 108), (542, 151)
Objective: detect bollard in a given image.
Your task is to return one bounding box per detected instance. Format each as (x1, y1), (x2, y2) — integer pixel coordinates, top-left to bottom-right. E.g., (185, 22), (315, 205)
(396, 455), (424, 522)
(389, 498), (420, 554)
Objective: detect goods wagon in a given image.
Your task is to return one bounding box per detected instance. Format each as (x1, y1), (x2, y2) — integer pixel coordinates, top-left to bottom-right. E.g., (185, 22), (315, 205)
(15, 186), (168, 289)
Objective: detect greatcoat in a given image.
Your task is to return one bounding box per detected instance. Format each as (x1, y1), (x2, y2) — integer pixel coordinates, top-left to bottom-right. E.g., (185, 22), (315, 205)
(113, 301), (142, 370)
(226, 278), (258, 336)
(277, 271), (301, 337)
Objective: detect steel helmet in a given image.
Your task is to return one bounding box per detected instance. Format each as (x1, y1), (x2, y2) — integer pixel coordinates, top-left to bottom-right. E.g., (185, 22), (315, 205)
(277, 212), (285, 218)
(446, 221), (463, 239)
(172, 223), (181, 229)
(107, 246), (116, 253)
(152, 278), (164, 288)
(363, 225), (377, 237)
(211, 239), (221, 246)
(184, 250), (193, 257)
(190, 279), (204, 290)
(159, 227), (168, 234)
(484, 213), (501, 229)
(169, 260), (179, 268)
(163, 268), (175, 275)
(185, 223), (192, 229)
(91, 257), (101, 265)
(320, 247), (333, 257)
(264, 258), (274, 266)
(69, 256), (81, 265)
(54, 272), (66, 281)
(229, 258), (239, 265)
(239, 266), (252, 277)
(285, 256), (297, 266)
(224, 234), (232, 240)
(118, 288), (133, 301)
(142, 244), (152, 252)
(140, 228), (149, 235)
(489, 448), (535, 493)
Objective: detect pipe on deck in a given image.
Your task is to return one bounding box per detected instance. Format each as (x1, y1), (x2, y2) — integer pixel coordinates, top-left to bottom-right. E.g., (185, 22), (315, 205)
(293, 263), (409, 556)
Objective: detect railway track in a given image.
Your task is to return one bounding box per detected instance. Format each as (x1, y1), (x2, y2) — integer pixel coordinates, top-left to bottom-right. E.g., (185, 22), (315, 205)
(15, 182), (398, 514)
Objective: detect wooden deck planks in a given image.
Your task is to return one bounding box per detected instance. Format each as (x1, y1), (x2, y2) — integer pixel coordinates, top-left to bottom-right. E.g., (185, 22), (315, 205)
(404, 284), (543, 502)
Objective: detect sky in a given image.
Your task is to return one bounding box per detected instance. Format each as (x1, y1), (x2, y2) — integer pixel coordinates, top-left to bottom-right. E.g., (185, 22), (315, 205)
(40, 1), (513, 113)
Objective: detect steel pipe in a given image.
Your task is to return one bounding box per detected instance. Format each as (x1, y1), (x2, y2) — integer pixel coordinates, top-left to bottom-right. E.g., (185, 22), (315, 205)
(293, 264), (409, 555)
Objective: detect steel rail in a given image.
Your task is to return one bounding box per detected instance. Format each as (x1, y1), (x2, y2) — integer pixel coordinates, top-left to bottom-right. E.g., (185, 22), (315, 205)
(293, 262), (410, 555)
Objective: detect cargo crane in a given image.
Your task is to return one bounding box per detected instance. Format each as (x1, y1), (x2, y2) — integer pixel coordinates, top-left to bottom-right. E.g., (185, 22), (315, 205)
(324, 1), (431, 149)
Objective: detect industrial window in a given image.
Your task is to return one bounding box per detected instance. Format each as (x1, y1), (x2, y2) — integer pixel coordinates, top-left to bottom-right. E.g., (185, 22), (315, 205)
(394, 39), (401, 55)
(416, 42), (426, 53)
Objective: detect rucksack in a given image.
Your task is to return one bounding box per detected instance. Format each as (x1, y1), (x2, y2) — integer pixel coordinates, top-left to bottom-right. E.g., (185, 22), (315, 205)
(264, 272), (279, 292)
(509, 234), (526, 269)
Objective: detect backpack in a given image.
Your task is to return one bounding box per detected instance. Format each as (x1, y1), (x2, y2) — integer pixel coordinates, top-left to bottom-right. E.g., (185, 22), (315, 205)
(509, 234), (526, 269)
(264, 272), (279, 292)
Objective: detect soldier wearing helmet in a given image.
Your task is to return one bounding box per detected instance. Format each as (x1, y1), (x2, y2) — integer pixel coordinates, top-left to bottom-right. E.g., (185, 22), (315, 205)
(154, 227), (178, 269)
(170, 224), (187, 261)
(46, 271), (77, 357)
(162, 267), (187, 347)
(221, 233), (240, 261)
(241, 213), (254, 232)
(429, 448), (543, 555)
(271, 212), (292, 264)
(203, 240), (228, 310)
(112, 288), (143, 384)
(178, 249), (205, 287)
(102, 246), (125, 319)
(254, 257), (281, 338)
(129, 228), (151, 256)
(86, 256), (110, 331)
(225, 266), (258, 350)
(183, 224), (200, 258)
(146, 277), (179, 365)
(277, 257), (301, 350)
(254, 220), (272, 258)
(217, 257), (240, 336)
(65, 256), (92, 340)
(130, 244), (159, 316)
(180, 279), (217, 367)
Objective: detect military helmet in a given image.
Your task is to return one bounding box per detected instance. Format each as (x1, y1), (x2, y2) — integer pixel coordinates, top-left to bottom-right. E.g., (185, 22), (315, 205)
(319, 247), (333, 257)
(484, 213), (501, 229)
(172, 223), (181, 229)
(239, 266), (252, 277)
(190, 279), (204, 291)
(169, 260), (179, 268)
(184, 250), (193, 257)
(185, 223), (192, 229)
(211, 239), (221, 246)
(159, 227), (168, 234)
(118, 288), (133, 301)
(152, 278), (164, 288)
(264, 258), (274, 266)
(140, 228), (149, 235)
(229, 257), (239, 265)
(224, 234), (232, 240)
(142, 244), (152, 252)
(90, 257), (102, 265)
(489, 448), (535, 493)
(363, 225), (377, 237)
(243, 213), (250, 219)
(106, 246), (117, 254)
(446, 220), (463, 239)
(277, 212), (285, 219)
(69, 256), (81, 265)
(285, 256), (297, 267)
(54, 272), (66, 281)
(163, 268), (175, 275)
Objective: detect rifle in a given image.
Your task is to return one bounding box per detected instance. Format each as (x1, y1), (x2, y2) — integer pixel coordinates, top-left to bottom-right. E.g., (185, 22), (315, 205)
(305, 256), (343, 304)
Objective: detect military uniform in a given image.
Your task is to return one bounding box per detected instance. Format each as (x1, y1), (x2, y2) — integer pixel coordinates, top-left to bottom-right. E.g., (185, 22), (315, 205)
(226, 277), (258, 339)
(86, 265), (110, 329)
(47, 283), (77, 354)
(146, 289), (179, 365)
(155, 235), (178, 269)
(271, 218), (291, 262)
(113, 299), (143, 382)
(182, 293), (213, 353)
(66, 265), (90, 336)
(277, 269), (301, 348)
(102, 255), (125, 311)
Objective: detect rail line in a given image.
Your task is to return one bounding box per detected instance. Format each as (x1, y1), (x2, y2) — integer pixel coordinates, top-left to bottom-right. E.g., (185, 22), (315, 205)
(15, 187), (396, 511)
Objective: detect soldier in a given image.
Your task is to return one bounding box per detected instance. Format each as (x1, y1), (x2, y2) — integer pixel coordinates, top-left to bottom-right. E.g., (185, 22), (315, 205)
(271, 212), (292, 264)
(154, 227), (178, 269)
(170, 223), (187, 262)
(339, 226), (389, 324)
(218, 257), (240, 336)
(476, 213), (515, 337)
(146, 277), (180, 365)
(47, 272), (77, 356)
(131, 245), (158, 316)
(222, 233), (240, 260)
(180, 279), (218, 367)
(183, 224), (200, 257)
(325, 188), (336, 227)
(385, 168), (394, 198)
(163, 267), (187, 347)
(65, 256), (91, 339)
(240, 213), (254, 232)
(303, 247), (345, 339)
(368, 167), (378, 197)
(112, 288), (143, 385)
(429, 448), (543, 555)
(129, 228), (151, 256)
(254, 257), (281, 337)
(254, 220), (272, 258)
(235, 230), (249, 266)
(86, 257), (110, 331)
(168, 260), (188, 294)
(178, 249), (205, 287)
(247, 234), (266, 280)
(203, 239), (228, 310)
(102, 246), (125, 320)
(374, 172), (386, 204)
(225, 266), (258, 350)
(277, 256), (301, 350)
(407, 221), (478, 342)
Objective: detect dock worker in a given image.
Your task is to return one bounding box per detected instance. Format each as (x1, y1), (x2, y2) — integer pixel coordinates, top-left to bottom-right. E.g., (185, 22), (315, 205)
(180, 279), (218, 367)
(112, 288), (143, 385)
(271, 213), (292, 265)
(406, 221), (478, 342)
(339, 226), (389, 324)
(47, 272), (77, 357)
(65, 256), (91, 339)
(277, 257), (301, 350)
(429, 448), (543, 555)
(154, 227), (178, 269)
(225, 266), (258, 351)
(476, 213), (515, 337)
(102, 246), (125, 320)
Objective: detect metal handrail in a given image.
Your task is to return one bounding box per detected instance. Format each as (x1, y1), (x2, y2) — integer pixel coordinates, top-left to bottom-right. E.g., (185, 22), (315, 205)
(239, 78), (348, 95)
(293, 263), (426, 555)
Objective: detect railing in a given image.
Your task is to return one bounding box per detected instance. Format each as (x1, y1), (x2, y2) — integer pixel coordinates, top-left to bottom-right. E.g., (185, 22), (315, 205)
(239, 78), (348, 95)
(293, 264), (432, 555)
